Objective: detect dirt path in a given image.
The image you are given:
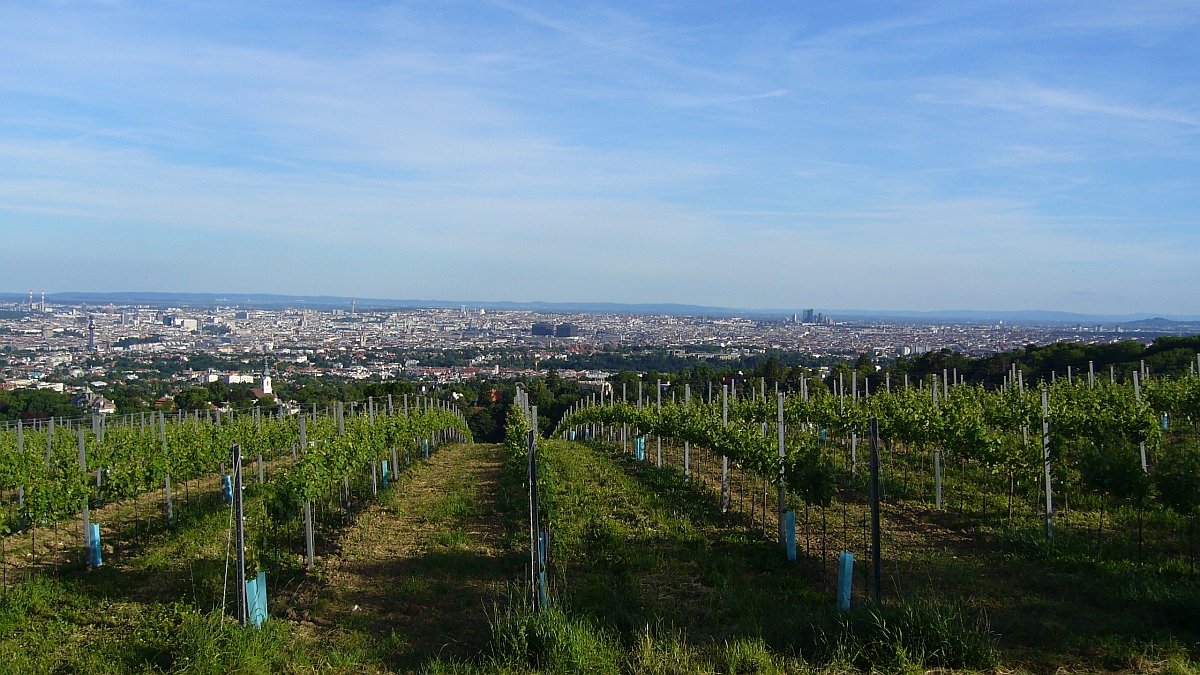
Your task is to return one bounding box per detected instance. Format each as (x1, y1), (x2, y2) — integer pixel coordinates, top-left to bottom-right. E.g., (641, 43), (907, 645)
(287, 443), (521, 670)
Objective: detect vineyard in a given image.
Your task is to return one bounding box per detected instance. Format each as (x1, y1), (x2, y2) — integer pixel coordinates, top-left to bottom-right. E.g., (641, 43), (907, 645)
(0, 397), (470, 604)
(557, 368), (1200, 554)
(2, 367), (1200, 673)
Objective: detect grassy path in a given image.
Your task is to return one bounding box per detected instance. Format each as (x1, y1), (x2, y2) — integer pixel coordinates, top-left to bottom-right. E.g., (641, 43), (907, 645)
(288, 442), (522, 670)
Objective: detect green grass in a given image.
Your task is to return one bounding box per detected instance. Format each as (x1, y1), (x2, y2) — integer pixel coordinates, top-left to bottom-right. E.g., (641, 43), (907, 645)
(4, 438), (1199, 673)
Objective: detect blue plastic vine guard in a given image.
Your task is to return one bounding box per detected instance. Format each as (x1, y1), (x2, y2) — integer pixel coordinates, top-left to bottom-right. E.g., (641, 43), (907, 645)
(246, 571), (268, 628)
(785, 511), (797, 562)
(837, 552), (854, 611)
(88, 523), (102, 568)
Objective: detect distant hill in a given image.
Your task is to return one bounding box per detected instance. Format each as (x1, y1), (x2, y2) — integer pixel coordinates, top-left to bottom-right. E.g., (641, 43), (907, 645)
(1117, 317), (1200, 333)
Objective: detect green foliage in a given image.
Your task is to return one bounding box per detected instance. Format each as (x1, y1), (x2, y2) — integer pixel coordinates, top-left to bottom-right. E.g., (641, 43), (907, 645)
(558, 371), (1200, 516)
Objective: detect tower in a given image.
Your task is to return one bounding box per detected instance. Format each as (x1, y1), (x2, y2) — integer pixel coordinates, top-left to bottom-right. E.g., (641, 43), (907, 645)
(261, 359), (272, 395)
(88, 316), (96, 352)
(40, 291), (45, 312)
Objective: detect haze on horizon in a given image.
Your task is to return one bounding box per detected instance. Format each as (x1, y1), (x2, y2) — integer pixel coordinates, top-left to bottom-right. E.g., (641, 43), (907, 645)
(0, 2), (1196, 315)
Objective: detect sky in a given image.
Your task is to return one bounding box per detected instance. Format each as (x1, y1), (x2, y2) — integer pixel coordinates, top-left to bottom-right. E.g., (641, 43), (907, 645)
(0, 1), (1197, 314)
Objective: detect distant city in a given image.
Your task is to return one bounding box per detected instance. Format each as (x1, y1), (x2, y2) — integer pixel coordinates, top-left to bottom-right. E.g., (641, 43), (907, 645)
(3, 292), (1196, 413)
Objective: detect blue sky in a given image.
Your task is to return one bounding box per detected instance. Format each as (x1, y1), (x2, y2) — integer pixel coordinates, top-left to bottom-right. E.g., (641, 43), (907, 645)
(0, 1), (1197, 313)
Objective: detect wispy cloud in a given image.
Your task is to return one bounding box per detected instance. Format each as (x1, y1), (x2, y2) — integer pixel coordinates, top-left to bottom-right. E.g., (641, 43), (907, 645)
(0, 1), (1196, 312)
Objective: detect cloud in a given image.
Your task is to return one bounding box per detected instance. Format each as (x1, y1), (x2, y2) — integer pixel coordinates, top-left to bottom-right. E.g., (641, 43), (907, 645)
(0, 1), (1196, 313)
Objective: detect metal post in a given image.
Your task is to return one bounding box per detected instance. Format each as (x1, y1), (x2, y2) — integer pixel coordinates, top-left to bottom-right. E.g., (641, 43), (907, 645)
(78, 428), (91, 564)
(868, 418), (882, 604)
(528, 405), (543, 612)
(721, 385), (729, 513)
(232, 444), (247, 625)
(160, 412), (173, 527)
(1042, 389), (1054, 541)
(656, 379), (662, 468)
(934, 450), (942, 509)
(684, 384), (691, 479)
(777, 393), (786, 548)
(300, 417), (314, 566)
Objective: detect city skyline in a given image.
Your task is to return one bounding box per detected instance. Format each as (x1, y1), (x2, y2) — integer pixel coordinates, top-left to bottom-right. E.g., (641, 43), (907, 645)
(1, 2), (1197, 313)
(3, 290), (1200, 324)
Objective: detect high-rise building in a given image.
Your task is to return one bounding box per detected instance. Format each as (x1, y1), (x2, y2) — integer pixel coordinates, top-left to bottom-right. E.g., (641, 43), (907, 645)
(555, 323), (581, 338)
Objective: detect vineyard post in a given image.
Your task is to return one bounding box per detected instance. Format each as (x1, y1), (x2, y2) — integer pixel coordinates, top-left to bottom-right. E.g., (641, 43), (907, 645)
(1134, 372), (1148, 472)
(721, 384), (729, 513)
(935, 450), (942, 509)
(1042, 388), (1054, 541)
(622, 383), (628, 454)
(232, 444), (247, 625)
(404, 394), (408, 416)
(78, 428), (91, 566)
(258, 453), (264, 484)
(777, 393), (786, 549)
(868, 417), (882, 604)
(886, 372), (890, 393)
(46, 417), (53, 471)
(851, 433), (857, 478)
(387, 394), (393, 416)
(852, 372), (857, 401)
(300, 416), (314, 567)
(1089, 361), (1095, 389)
(160, 411), (173, 528)
(527, 405), (543, 612)
(656, 379), (662, 468)
(16, 420), (23, 524)
(684, 384), (691, 479)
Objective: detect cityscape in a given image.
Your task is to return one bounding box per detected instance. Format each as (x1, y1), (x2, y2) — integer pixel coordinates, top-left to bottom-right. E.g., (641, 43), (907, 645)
(1, 293), (1190, 413)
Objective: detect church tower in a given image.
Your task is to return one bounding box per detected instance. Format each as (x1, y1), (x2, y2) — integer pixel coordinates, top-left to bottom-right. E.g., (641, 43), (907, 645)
(261, 360), (272, 395)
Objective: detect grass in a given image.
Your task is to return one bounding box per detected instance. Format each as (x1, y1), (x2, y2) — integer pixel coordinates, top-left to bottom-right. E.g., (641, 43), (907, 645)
(3, 437), (1199, 673)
